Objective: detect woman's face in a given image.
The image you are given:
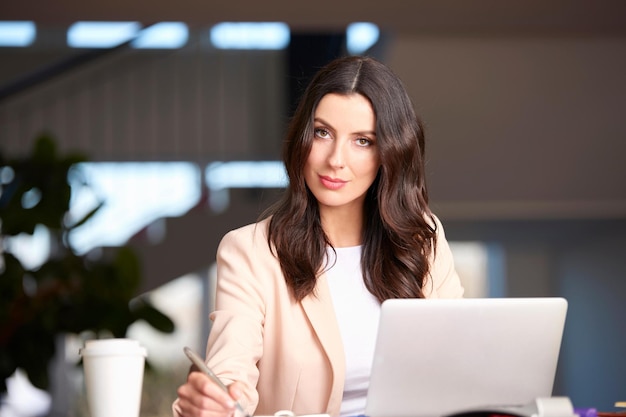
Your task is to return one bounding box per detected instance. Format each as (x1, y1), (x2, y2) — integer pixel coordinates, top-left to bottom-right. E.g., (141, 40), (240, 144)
(304, 93), (380, 216)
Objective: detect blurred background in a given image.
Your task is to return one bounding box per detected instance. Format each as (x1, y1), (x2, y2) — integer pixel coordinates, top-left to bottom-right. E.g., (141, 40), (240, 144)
(0, 0), (625, 416)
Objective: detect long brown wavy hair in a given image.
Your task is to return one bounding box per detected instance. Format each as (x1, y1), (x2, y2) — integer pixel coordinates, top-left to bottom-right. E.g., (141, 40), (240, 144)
(265, 55), (436, 303)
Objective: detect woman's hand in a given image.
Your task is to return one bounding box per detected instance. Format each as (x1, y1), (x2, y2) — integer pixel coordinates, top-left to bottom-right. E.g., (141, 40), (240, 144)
(176, 371), (247, 417)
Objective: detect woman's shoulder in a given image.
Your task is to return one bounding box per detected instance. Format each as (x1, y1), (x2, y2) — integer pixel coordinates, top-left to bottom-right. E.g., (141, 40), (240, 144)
(217, 217), (282, 279)
(425, 212), (445, 234)
(219, 217), (271, 248)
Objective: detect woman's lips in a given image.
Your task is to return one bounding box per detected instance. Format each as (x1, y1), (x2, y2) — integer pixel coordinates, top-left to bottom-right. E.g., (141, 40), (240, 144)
(319, 175), (347, 190)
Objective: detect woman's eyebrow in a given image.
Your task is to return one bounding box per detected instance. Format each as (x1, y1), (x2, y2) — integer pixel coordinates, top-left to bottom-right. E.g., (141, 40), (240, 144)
(313, 116), (376, 137)
(313, 116), (331, 126)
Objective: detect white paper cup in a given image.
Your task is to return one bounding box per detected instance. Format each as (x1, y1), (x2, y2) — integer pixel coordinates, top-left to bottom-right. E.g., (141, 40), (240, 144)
(79, 338), (147, 417)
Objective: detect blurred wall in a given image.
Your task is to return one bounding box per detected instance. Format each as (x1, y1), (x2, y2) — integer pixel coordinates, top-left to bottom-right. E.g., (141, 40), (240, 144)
(0, 38), (287, 161)
(387, 34), (626, 215)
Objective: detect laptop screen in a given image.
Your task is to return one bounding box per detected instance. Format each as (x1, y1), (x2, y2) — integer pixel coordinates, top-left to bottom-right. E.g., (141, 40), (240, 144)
(364, 297), (568, 417)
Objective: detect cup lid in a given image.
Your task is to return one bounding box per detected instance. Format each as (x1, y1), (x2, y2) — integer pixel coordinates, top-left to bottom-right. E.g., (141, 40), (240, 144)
(79, 338), (147, 357)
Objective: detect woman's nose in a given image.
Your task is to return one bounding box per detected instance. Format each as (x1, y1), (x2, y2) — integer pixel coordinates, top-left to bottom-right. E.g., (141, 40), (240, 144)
(328, 141), (346, 168)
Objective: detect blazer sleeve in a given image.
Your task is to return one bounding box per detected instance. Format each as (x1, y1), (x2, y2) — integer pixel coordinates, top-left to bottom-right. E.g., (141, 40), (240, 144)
(172, 224), (266, 417)
(204, 224), (270, 413)
(424, 215), (465, 299)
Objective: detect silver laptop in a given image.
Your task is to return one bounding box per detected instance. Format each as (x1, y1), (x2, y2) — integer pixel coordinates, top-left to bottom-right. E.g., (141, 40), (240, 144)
(364, 297), (568, 417)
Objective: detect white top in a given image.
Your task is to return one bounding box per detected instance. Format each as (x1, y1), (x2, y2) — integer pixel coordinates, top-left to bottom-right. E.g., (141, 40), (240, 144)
(325, 246), (381, 417)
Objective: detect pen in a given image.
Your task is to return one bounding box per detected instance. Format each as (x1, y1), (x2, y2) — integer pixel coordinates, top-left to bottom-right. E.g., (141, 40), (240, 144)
(183, 346), (251, 417)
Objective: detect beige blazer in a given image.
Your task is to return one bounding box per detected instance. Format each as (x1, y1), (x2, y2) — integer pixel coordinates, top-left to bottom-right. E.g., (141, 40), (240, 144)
(174, 216), (463, 417)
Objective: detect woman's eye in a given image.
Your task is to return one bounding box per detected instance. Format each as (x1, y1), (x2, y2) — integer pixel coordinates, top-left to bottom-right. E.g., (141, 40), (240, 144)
(314, 128), (330, 139)
(356, 138), (372, 147)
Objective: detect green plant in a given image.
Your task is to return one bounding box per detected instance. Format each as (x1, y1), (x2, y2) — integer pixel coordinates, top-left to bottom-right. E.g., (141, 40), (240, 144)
(0, 133), (175, 393)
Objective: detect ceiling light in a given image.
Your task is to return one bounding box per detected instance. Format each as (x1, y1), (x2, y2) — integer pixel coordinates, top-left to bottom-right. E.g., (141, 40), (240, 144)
(67, 21), (141, 48)
(210, 22), (290, 50)
(346, 22), (380, 55)
(0, 21), (36, 47)
(132, 22), (189, 49)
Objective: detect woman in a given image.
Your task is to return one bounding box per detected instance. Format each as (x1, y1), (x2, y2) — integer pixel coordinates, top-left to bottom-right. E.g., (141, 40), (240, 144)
(174, 55), (464, 417)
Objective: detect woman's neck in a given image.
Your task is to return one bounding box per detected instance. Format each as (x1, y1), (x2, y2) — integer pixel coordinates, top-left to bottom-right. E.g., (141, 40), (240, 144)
(319, 205), (364, 248)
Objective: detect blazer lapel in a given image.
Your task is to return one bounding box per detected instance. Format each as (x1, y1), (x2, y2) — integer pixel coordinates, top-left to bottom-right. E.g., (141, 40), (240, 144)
(300, 273), (345, 412)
